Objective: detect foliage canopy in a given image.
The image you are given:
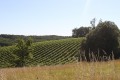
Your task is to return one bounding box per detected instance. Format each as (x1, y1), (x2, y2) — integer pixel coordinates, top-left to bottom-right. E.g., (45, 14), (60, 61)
(72, 27), (91, 37)
(80, 21), (120, 60)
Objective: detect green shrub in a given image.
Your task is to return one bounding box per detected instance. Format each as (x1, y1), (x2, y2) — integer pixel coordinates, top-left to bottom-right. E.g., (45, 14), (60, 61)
(13, 38), (33, 67)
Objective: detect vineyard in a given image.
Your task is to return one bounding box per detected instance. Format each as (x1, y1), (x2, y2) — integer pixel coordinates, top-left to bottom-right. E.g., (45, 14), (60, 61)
(0, 38), (83, 68)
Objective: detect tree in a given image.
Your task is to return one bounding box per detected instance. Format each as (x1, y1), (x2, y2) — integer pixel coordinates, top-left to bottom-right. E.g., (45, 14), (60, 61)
(72, 27), (91, 38)
(80, 21), (120, 61)
(90, 18), (96, 29)
(13, 38), (33, 67)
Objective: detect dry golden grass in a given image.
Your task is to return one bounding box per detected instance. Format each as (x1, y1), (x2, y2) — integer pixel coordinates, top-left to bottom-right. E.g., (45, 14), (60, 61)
(0, 60), (120, 80)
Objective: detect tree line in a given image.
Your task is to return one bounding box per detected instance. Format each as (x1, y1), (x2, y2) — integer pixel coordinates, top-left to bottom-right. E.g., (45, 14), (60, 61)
(0, 34), (69, 47)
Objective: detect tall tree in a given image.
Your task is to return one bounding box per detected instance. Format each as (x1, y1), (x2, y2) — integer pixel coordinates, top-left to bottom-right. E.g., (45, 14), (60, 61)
(80, 21), (120, 61)
(90, 18), (96, 29)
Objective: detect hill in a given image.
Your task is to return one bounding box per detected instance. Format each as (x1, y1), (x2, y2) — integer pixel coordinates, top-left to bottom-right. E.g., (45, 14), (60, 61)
(0, 38), (83, 68)
(0, 34), (70, 46)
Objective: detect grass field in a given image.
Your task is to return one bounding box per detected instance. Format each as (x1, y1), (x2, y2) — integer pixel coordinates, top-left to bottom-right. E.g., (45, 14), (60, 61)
(0, 60), (120, 80)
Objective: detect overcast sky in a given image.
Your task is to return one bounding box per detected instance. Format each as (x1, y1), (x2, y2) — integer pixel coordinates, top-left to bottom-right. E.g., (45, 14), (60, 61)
(0, 0), (120, 36)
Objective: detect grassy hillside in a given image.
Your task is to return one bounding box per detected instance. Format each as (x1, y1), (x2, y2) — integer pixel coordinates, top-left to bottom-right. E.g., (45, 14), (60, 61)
(0, 60), (120, 80)
(0, 38), (83, 68)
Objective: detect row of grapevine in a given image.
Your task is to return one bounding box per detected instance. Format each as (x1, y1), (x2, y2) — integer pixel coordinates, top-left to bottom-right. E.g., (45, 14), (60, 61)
(0, 46), (16, 67)
(0, 38), (83, 67)
(27, 38), (83, 66)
